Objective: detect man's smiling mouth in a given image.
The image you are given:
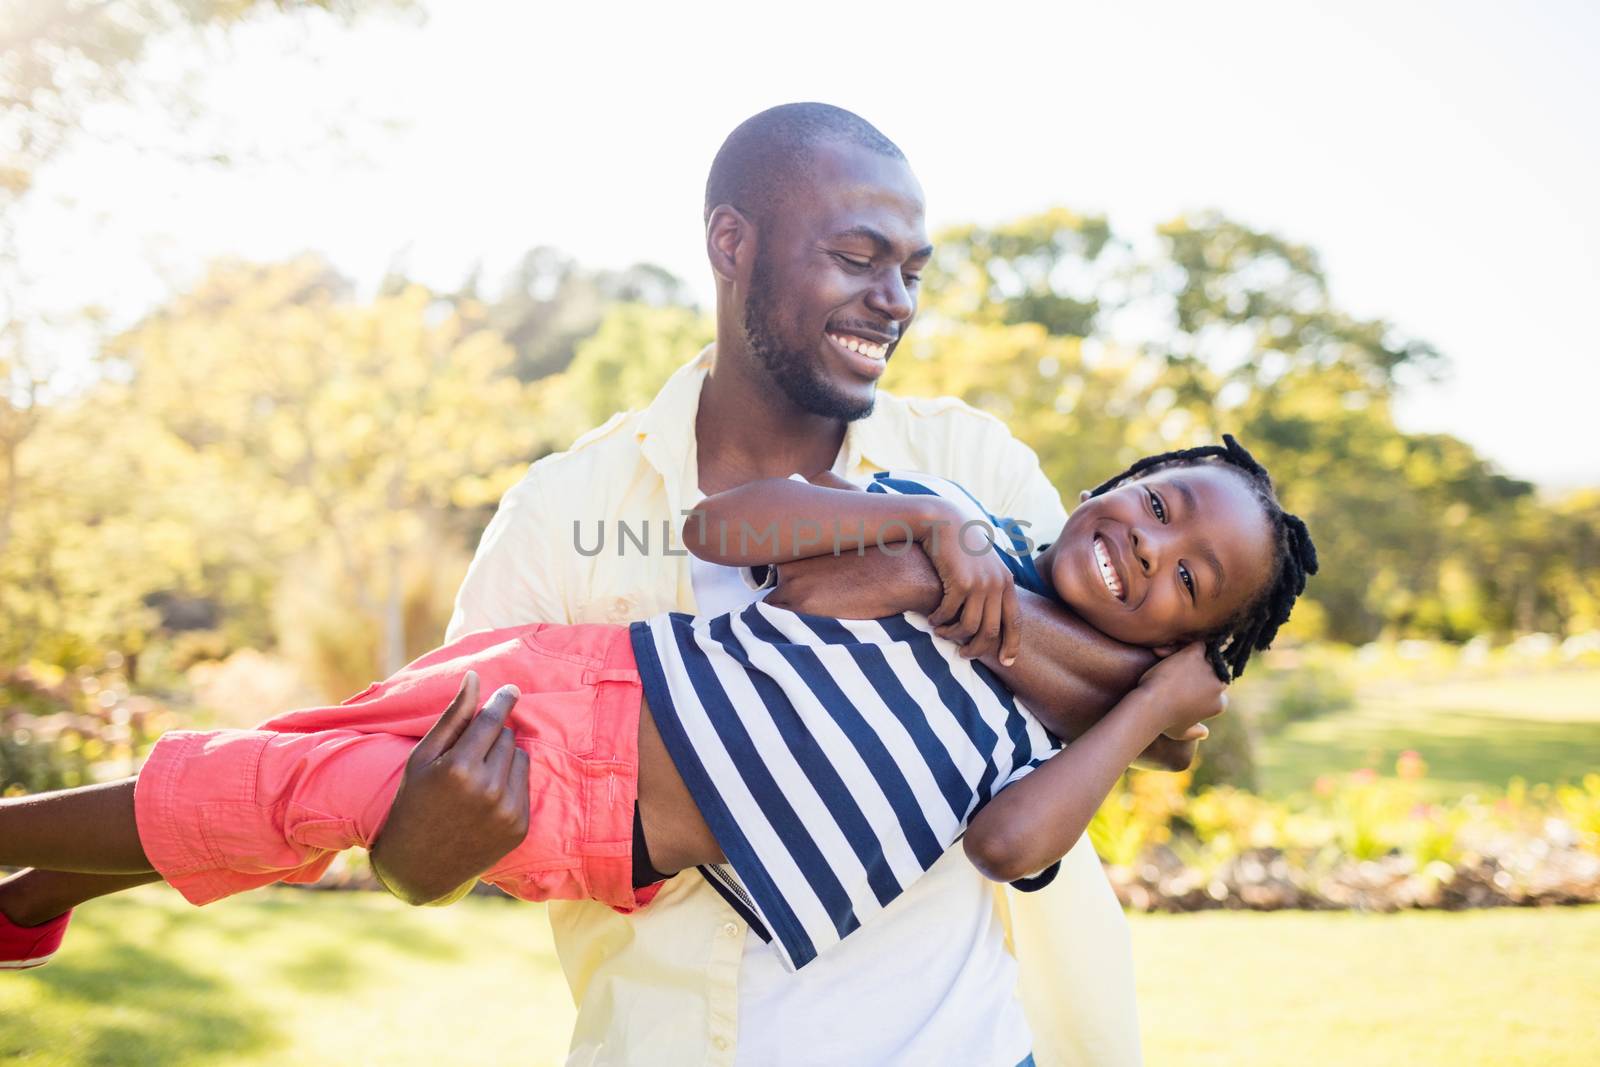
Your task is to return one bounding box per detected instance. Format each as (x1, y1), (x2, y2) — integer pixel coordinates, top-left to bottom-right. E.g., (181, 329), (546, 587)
(1093, 535), (1126, 601)
(826, 331), (889, 362)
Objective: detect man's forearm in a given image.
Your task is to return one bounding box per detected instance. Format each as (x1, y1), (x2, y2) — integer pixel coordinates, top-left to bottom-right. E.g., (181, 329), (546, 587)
(688, 478), (952, 568)
(976, 589), (1155, 741)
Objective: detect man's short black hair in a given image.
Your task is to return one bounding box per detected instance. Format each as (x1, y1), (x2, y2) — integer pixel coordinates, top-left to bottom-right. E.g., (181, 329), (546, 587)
(704, 102), (907, 225)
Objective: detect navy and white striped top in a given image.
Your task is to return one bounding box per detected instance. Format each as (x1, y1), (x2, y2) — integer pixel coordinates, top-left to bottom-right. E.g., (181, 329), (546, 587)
(629, 471), (1065, 971)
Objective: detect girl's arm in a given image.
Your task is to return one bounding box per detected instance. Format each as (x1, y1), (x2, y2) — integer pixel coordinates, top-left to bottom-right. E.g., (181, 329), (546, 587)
(683, 476), (966, 567)
(768, 551), (1199, 771)
(963, 644), (1225, 883)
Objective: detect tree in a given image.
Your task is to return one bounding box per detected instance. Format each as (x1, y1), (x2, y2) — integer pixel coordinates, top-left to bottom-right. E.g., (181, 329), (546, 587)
(904, 208), (1572, 646)
(528, 301), (713, 451)
(1, 0), (405, 641)
(111, 256), (543, 677)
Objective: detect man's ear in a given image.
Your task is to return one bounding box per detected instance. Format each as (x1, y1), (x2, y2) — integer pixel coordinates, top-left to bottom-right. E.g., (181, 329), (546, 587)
(1078, 489), (1091, 503)
(706, 205), (753, 284)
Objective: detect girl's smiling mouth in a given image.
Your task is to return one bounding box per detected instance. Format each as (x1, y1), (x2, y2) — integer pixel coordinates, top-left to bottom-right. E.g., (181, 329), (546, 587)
(1092, 534), (1127, 602)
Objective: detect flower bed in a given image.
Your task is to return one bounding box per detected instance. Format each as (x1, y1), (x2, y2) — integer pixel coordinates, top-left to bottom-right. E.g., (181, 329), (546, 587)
(1093, 756), (1600, 912)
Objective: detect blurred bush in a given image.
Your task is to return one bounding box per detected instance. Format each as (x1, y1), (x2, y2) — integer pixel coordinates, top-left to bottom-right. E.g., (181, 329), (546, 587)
(1, 663), (175, 795)
(1091, 755), (1600, 913)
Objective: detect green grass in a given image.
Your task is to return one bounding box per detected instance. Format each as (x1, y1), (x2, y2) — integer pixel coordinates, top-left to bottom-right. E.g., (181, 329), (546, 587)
(4, 888), (1597, 1066)
(1132, 907), (1600, 1067)
(1254, 667), (1600, 799)
(0, 888), (572, 1067)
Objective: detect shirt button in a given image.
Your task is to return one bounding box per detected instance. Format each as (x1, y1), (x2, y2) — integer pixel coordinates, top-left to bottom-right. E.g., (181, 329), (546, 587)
(712, 1036), (730, 1051)
(721, 922), (740, 938)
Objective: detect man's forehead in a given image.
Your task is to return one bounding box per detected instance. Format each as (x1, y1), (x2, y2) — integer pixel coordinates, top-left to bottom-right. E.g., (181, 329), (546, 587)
(796, 141), (927, 245)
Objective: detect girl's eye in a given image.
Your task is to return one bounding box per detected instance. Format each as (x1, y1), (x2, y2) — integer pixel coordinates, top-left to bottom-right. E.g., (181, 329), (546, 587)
(1147, 487), (1167, 523)
(1178, 563), (1195, 600)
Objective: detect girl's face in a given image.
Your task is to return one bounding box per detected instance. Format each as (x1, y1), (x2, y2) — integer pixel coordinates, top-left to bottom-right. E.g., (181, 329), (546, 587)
(1046, 464), (1277, 648)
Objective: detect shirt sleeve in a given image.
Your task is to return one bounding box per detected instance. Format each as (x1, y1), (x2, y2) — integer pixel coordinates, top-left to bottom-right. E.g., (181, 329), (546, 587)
(446, 465), (573, 639)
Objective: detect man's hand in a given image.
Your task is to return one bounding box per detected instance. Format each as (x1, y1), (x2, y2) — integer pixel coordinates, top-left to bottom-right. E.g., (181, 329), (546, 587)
(1133, 729), (1204, 772)
(370, 672), (531, 906)
(766, 545), (943, 617)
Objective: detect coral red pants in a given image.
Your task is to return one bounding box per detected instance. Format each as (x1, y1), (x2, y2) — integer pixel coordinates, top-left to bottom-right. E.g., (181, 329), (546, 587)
(133, 623), (658, 912)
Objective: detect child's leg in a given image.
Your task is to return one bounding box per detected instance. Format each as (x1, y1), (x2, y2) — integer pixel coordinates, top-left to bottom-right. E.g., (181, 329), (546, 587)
(0, 869), (160, 928)
(0, 779), (151, 874)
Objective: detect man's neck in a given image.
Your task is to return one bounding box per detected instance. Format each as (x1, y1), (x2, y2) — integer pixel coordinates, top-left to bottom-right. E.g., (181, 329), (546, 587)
(694, 345), (849, 495)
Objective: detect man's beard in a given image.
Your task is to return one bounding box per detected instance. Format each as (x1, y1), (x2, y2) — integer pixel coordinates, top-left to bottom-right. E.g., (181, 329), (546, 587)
(742, 251), (875, 421)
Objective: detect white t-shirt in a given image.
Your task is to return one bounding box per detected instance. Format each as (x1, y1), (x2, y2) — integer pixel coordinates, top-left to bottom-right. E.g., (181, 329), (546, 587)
(685, 466), (1033, 1067)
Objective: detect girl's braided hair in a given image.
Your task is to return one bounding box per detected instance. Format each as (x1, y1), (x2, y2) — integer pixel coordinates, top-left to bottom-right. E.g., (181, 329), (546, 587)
(1086, 434), (1319, 682)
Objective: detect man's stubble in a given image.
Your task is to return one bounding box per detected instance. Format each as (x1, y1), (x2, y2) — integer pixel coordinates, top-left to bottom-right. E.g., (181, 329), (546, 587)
(742, 247), (876, 423)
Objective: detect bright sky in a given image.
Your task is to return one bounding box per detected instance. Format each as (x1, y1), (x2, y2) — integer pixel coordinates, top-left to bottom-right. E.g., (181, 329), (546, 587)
(18, 0), (1600, 487)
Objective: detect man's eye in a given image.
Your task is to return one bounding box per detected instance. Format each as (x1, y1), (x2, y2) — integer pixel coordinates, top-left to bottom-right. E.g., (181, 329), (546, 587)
(834, 254), (871, 270)
(1147, 487), (1167, 523)
(903, 273), (922, 288)
(1178, 563), (1195, 599)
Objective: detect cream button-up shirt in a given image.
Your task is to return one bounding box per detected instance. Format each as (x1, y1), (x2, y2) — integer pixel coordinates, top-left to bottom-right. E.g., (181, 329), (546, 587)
(446, 347), (1141, 1066)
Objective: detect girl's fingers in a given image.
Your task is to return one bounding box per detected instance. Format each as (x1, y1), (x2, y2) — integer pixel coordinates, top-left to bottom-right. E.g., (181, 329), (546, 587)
(999, 584), (1022, 667)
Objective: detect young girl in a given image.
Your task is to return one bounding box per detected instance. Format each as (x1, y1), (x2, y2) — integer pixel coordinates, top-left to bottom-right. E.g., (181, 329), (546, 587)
(1, 436), (1315, 972)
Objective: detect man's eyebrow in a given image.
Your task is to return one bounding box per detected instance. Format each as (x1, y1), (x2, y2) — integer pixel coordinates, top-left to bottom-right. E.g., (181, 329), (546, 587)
(829, 225), (933, 261)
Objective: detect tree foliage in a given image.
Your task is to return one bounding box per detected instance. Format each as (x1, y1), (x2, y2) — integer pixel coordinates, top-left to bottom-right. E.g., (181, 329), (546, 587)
(2, 208), (1593, 725)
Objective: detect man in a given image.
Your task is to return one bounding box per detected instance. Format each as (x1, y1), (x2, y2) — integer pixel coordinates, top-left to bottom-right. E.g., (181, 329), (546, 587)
(372, 103), (1192, 1065)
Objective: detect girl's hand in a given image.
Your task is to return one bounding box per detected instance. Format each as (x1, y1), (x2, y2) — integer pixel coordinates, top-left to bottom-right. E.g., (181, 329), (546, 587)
(920, 502), (1022, 666)
(1128, 643), (1228, 739)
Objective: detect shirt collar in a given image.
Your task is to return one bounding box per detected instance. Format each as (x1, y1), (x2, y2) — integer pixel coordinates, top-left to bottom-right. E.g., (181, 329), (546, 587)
(636, 342), (912, 501)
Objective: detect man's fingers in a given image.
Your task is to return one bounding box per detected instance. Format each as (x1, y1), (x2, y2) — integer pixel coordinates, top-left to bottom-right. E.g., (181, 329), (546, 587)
(507, 745), (531, 794)
(999, 584), (1022, 667)
(455, 684), (520, 762)
(413, 671), (480, 765)
(483, 725), (516, 782)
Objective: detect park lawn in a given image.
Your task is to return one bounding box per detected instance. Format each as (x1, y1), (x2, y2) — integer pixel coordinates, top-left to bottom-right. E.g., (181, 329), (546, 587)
(0, 888), (572, 1067)
(1131, 908), (1600, 1067)
(1253, 666), (1600, 799)
(3, 888), (1597, 1066)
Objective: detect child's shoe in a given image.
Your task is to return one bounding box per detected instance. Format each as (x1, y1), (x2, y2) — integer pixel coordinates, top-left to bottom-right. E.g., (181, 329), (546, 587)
(0, 908), (71, 969)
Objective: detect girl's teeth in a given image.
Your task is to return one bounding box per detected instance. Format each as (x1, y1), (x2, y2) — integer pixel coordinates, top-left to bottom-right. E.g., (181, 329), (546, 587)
(1094, 537), (1123, 599)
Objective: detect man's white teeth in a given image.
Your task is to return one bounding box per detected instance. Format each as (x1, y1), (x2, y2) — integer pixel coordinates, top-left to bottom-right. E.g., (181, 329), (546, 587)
(1093, 537), (1124, 600)
(829, 333), (888, 360)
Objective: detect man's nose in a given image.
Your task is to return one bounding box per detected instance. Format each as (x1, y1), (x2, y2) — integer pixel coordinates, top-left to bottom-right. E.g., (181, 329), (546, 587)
(865, 270), (914, 323)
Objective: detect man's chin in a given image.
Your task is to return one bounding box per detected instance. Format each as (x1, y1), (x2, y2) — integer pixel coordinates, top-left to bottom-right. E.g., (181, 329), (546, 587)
(777, 369), (876, 422)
